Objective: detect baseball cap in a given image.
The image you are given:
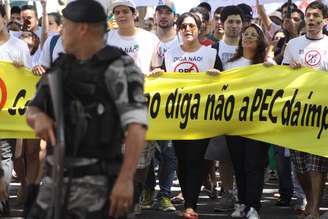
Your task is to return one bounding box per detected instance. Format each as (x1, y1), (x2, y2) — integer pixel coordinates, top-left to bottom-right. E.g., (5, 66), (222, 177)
(110, 0), (136, 12)
(156, 0), (176, 13)
(237, 3), (253, 21)
(198, 2), (211, 13)
(269, 11), (282, 25)
(62, 0), (107, 23)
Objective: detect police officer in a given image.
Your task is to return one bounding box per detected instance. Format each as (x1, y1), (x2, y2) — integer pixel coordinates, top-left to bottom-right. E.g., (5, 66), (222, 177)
(26, 0), (147, 218)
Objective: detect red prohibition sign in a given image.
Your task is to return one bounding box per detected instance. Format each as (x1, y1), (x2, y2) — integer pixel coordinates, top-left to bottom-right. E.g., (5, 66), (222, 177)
(305, 50), (321, 66)
(174, 61), (199, 72)
(0, 78), (7, 110)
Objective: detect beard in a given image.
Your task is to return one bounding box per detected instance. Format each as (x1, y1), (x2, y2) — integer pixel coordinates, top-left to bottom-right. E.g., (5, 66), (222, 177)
(158, 20), (174, 29)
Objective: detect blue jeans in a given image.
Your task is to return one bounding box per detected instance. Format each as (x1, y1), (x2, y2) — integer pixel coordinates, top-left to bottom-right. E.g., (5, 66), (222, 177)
(144, 140), (177, 198)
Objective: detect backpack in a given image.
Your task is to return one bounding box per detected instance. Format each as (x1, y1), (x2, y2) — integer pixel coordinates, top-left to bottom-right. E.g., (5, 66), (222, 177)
(49, 34), (60, 65)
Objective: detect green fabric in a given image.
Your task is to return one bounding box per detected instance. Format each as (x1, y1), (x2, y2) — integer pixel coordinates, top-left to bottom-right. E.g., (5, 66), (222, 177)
(268, 145), (277, 170)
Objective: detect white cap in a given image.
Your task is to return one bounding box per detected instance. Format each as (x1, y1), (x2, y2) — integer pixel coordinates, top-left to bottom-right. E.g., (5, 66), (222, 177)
(110, 0), (136, 12)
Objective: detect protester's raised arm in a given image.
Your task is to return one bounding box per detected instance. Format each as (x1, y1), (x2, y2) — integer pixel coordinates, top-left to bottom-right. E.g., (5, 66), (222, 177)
(40, 0), (49, 48)
(256, 0), (272, 32)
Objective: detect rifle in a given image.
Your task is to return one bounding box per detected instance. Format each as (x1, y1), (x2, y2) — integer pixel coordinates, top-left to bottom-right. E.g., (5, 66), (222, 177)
(48, 68), (65, 219)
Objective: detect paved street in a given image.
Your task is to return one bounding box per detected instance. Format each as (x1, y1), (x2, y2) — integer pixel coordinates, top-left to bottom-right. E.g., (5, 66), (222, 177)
(137, 181), (302, 219)
(5, 177), (328, 219)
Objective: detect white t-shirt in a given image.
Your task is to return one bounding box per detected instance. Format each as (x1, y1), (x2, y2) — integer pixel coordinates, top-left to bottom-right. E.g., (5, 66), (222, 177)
(224, 57), (251, 71)
(156, 36), (180, 59)
(282, 35), (328, 71)
(34, 27), (42, 39)
(38, 34), (64, 68)
(107, 28), (163, 75)
(164, 45), (218, 72)
(9, 31), (21, 38)
(31, 48), (41, 68)
(215, 40), (238, 66)
(0, 35), (31, 68)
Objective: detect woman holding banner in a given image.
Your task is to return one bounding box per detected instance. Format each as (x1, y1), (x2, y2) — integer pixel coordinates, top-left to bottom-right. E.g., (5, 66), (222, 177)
(224, 23), (270, 219)
(150, 11), (222, 219)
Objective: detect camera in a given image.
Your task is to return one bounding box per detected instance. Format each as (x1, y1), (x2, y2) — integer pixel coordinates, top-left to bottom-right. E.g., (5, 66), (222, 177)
(21, 19), (31, 31)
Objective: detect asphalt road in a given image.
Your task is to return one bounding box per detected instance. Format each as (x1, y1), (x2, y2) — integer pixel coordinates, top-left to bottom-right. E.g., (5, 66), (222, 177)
(5, 177), (328, 219)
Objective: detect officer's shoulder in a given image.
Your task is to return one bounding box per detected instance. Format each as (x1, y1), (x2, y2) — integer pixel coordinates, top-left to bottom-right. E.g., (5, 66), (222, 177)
(52, 53), (74, 66)
(100, 45), (127, 60)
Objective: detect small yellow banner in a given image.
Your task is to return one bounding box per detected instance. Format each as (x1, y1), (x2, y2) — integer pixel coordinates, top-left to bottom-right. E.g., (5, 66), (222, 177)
(0, 62), (38, 138)
(1, 61), (328, 157)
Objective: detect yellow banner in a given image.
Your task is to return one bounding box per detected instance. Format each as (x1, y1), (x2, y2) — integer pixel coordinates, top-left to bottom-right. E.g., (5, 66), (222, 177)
(1, 61), (328, 157)
(145, 65), (328, 157)
(0, 62), (39, 138)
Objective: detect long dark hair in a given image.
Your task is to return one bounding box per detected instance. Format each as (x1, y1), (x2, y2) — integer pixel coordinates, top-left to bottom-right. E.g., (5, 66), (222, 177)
(176, 12), (202, 32)
(229, 23), (268, 64)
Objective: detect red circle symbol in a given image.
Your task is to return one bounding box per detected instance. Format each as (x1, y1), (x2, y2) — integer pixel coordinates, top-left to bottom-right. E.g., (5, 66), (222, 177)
(174, 61), (199, 72)
(0, 78), (7, 110)
(305, 50), (321, 67)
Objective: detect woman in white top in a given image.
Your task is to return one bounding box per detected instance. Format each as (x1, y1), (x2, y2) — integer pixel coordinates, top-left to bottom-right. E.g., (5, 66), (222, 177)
(152, 12), (222, 219)
(224, 23), (269, 219)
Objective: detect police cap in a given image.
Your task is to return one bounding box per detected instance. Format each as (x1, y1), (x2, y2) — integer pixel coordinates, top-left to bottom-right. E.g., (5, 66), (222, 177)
(62, 0), (107, 23)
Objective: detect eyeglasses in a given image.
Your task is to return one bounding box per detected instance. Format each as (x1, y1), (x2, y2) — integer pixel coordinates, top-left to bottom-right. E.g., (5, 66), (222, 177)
(242, 32), (259, 39)
(179, 23), (197, 31)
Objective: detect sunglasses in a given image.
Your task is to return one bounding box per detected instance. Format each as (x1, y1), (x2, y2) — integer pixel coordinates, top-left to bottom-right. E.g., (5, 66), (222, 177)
(214, 15), (221, 21)
(242, 32), (259, 39)
(179, 23), (197, 31)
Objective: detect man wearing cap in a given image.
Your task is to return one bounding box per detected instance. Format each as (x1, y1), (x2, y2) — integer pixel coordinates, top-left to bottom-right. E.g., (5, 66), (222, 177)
(107, 0), (163, 215)
(154, 0), (178, 59)
(26, 0), (147, 218)
(198, 2), (211, 14)
(140, 0), (178, 212)
(107, 0), (162, 75)
(237, 3), (253, 28)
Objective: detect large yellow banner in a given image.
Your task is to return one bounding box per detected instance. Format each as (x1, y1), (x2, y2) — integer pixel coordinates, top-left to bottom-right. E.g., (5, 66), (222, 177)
(145, 65), (328, 157)
(1, 61), (328, 157)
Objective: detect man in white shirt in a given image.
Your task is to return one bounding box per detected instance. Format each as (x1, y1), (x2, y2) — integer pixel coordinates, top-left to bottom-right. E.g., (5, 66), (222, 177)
(107, 0), (162, 214)
(154, 0), (179, 59)
(210, 5), (244, 212)
(282, 2), (328, 218)
(107, 0), (162, 75)
(21, 5), (41, 37)
(213, 6), (243, 66)
(141, 0), (178, 212)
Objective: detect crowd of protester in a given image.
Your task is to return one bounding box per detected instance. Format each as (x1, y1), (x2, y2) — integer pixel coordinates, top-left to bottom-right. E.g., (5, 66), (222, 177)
(0, 0), (328, 218)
